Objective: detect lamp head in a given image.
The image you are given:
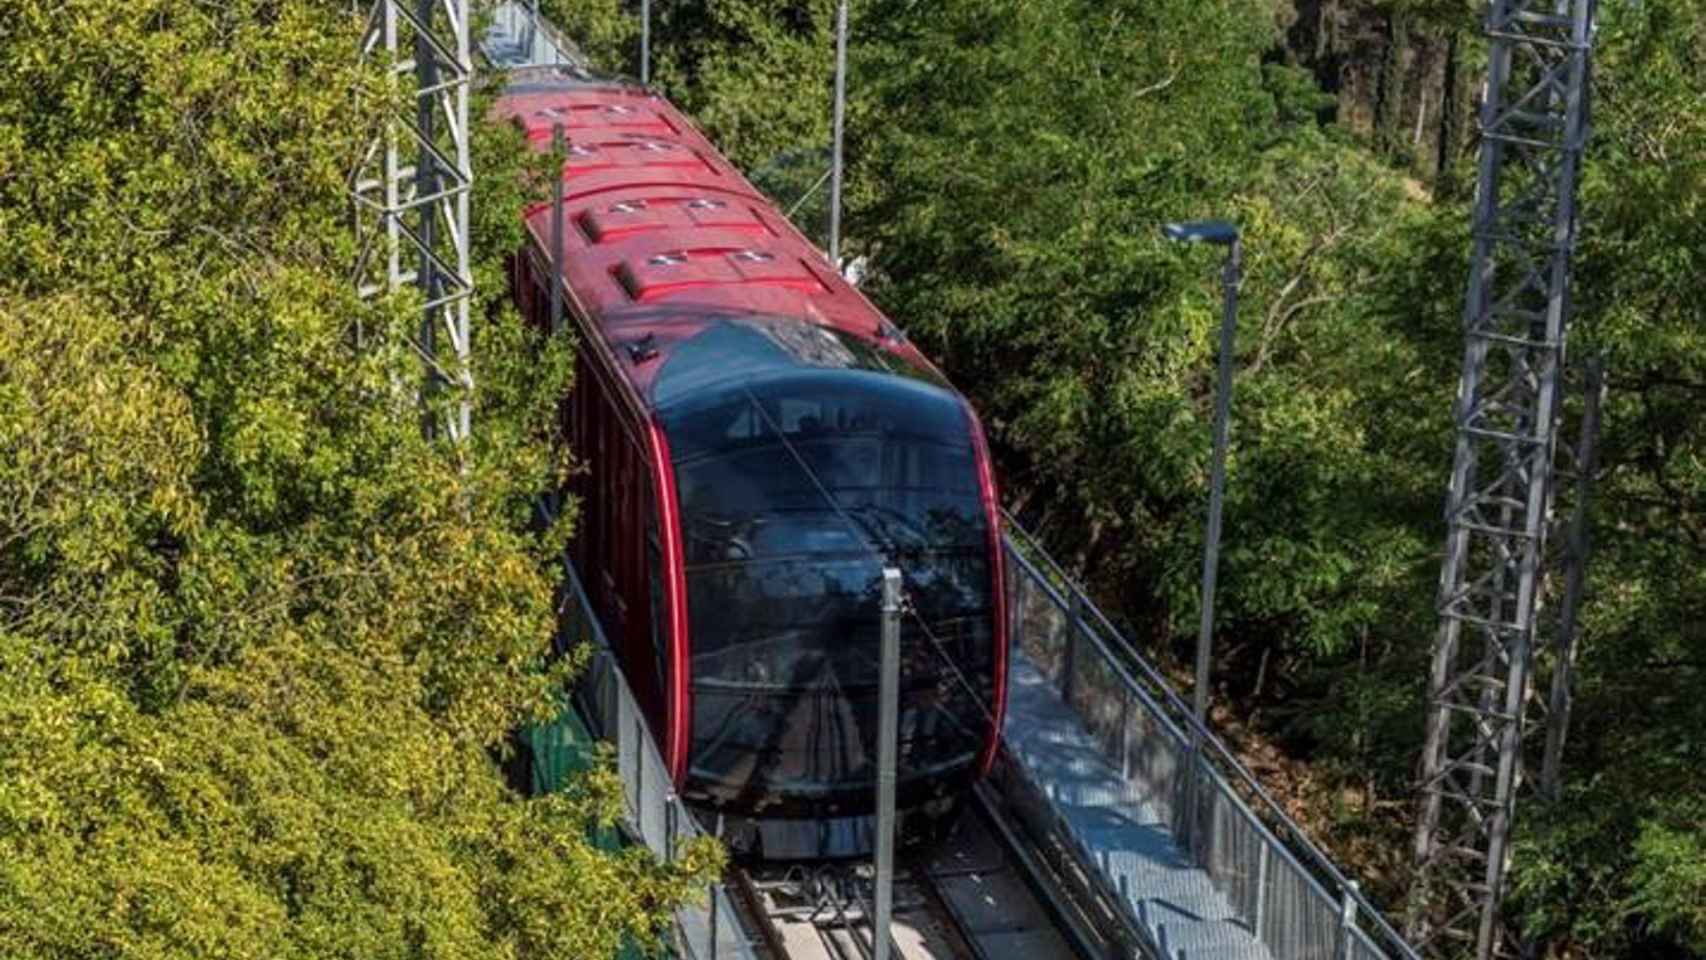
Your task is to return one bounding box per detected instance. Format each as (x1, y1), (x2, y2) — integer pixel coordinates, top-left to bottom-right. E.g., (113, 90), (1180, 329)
(1163, 220), (1240, 247)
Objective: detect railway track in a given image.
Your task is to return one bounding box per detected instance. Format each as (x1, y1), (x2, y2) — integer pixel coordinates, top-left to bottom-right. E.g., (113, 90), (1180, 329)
(724, 794), (1084, 960)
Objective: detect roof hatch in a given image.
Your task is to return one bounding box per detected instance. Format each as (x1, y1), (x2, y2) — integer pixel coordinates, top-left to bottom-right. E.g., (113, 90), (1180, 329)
(523, 102), (674, 141)
(563, 136), (713, 177)
(616, 248), (827, 302)
(578, 197), (769, 244)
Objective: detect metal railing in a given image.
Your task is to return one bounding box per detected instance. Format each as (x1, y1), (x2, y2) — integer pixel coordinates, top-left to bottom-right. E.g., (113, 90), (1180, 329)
(559, 558), (758, 960)
(481, 1), (589, 70)
(1001, 515), (1420, 960)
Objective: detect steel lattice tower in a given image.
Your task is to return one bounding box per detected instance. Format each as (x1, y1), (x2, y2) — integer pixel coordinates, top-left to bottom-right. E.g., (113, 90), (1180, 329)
(1411, 2), (1598, 958)
(351, 0), (475, 442)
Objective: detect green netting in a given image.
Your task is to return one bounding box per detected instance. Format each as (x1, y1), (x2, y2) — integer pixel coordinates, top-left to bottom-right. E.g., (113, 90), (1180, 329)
(523, 699), (631, 856)
(525, 698), (599, 794)
(523, 703), (660, 959)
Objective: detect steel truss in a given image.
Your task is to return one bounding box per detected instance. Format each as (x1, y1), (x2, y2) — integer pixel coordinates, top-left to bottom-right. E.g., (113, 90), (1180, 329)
(1411, 3), (1598, 958)
(350, 0), (475, 442)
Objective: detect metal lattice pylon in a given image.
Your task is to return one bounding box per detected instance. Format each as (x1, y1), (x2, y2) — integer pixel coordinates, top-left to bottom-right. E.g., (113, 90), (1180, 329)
(1410, 2), (1598, 958)
(350, 0), (475, 442)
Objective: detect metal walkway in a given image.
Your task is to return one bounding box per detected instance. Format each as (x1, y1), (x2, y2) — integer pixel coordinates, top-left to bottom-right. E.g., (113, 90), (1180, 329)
(482, 1), (591, 70)
(1000, 522), (1418, 960)
(1005, 653), (1268, 960)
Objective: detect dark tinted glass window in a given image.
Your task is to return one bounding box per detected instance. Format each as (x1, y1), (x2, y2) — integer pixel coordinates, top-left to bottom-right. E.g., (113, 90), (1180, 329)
(662, 370), (996, 810)
(649, 314), (946, 409)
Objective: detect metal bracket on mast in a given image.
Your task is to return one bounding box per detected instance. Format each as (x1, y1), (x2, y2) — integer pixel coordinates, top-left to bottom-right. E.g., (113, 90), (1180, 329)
(350, 0), (475, 443)
(1409, 3), (1598, 958)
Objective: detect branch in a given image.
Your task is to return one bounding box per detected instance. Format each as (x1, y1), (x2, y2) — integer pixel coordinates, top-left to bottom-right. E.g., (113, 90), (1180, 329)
(1133, 66), (1180, 101)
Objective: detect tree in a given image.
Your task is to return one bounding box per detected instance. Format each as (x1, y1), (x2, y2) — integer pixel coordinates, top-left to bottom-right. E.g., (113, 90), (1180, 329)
(847, 0), (1445, 671)
(0, 2), (718, 957)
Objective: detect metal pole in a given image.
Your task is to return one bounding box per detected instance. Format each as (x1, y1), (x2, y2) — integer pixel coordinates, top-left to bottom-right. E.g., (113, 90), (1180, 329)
(451, 0), (472, 443)
(1194, 235), (1241, 730)
(383, 2), (400, 304)
(634, 712), (644, 812)
(521, 0), (538, 60)
(550, 123), (566, 335)
(665, 796), (678, 864)
(1118, 693), (1131, 781)
(709, 883), (720, 960)
(827, 0), (849, 265)
(874, 567), (901, 960)
(416, 0), (441, 435)
(1254, 842), (1270, 941)
(1183, 236), (1239, 855)
(1061, 590), (1081, 703)
(1338, 881), (1360, 960)
(640, 0), (651, 84)
(1541, 356), (1603, 800)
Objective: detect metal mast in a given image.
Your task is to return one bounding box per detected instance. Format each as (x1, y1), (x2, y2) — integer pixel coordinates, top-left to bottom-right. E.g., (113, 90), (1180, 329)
(351, 0), (475, 442)
(827, 0), (849, 265)
(1411, 3), (1597, 958)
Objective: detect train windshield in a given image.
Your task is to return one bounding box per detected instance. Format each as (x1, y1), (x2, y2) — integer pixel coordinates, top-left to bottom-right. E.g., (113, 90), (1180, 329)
(661, 369), (997, 814)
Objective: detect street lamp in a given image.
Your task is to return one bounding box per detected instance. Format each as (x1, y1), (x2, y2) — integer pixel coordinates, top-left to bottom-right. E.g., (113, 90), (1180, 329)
(1162, 219), (1241, 733)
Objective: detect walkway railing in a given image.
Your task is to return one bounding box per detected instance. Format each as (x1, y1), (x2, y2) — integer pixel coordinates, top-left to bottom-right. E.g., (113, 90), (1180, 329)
(1002, 515), (1420, 960)
(560, 558), (758, 960)
(482, 1), (589, 70)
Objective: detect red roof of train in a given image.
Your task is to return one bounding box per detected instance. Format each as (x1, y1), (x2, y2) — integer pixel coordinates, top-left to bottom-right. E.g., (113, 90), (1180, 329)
(493, 77), (941, 406)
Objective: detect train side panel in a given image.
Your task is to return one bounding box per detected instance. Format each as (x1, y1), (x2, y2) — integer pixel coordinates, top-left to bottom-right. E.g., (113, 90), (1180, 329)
(513, 247), (681, 767)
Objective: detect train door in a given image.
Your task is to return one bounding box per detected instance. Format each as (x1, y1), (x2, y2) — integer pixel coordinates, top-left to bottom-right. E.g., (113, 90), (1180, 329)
(598, 394), (672, 745)
(559, 332), (673, 749)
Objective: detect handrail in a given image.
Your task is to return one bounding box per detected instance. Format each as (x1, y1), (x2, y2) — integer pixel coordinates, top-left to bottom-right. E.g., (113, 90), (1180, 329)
(482, 1), (591, 70)
(1003, 540), (1194, 755)
(1001, 511), (1421, 960)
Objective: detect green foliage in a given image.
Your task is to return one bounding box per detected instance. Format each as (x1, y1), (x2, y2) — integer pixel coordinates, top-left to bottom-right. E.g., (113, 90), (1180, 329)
(842, 0), (1441, 665)
(647, 0), (842, 170)
(0, 1), (717, 957)
(539, 0), (640, 76)
(1630, 809), (1706, 954)
(545, 0), (841, 170)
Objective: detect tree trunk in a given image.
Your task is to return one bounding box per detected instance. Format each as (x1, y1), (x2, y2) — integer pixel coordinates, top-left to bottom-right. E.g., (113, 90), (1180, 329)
(1375, 9), (1410, 163)
(1435, 28), (1473, 198)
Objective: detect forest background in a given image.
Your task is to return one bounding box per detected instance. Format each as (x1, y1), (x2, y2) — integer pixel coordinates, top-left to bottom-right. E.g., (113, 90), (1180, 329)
(0, 2), (720, 958)
(0, 0), (1700, 959)
(545, 1), (1705, 958)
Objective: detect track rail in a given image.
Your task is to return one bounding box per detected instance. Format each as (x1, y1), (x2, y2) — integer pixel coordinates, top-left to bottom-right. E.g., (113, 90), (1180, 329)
(724, 794), (1083, 960)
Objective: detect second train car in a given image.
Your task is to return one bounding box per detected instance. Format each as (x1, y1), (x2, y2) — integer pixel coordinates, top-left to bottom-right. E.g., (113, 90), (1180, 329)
(496, 64), (1007, 860)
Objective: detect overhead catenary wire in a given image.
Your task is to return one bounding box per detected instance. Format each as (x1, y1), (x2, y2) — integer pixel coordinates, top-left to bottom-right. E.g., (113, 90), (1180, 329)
(786, 165), (836, 221)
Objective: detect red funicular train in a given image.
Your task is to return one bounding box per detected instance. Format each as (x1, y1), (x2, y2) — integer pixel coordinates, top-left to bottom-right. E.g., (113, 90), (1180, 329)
(495, 64), (1007, 860)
